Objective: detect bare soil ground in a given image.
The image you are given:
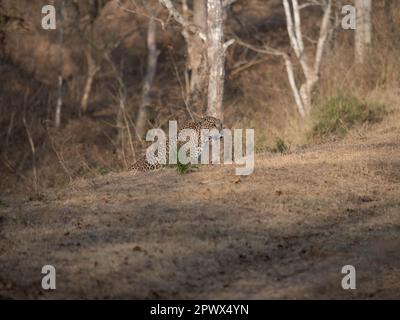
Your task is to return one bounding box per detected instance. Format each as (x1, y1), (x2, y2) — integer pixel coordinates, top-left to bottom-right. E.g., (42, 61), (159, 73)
(0, 118), (399, 299)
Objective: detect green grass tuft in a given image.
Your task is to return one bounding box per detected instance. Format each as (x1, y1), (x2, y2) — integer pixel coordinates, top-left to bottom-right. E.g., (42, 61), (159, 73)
(275, 138), (289, 154)
(270, 138), (289, 154)
(310, 95), (387, 139)
(95, 166), (109, 176)
(166, 151), (198, 174)
(175, 161), (195, 174)
(0, 199), (9, 208)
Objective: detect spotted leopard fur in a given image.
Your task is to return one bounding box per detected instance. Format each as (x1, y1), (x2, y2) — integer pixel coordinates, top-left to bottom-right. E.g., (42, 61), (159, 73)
(130, 116), (223, 172)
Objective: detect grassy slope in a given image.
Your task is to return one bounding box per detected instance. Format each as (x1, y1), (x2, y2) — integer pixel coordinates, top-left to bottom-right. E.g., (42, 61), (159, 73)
(0, 109), (399, 299)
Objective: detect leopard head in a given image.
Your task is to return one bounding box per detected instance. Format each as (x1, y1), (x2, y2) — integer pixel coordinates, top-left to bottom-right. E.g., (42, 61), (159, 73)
(198, 116), (223, 141)
(199, 116), (223, 132)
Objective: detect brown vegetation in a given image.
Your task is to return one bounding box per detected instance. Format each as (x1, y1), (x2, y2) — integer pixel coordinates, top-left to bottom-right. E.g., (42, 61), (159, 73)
(0, 0), (399, 299)
(1, 1), (399, 195)
(1, 105), (399, 299)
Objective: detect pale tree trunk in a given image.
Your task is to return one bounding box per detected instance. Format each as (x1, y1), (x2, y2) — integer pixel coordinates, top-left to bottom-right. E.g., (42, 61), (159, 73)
(158, 0), (233, 120)
(55, 0), (65, 128)
(116, 95), (127, 165)
(355, 0), (372, 64)
(80, 50), (99, 114)
(135, 17), (159, 138)
(182, 0), (208, 114)
(207, 0), (225, 121)
(55, 75), (63, 128)
(281, 0), (332, 117)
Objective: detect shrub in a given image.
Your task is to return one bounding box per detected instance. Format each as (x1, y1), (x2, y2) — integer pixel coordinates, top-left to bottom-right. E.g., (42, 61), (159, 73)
(273, 138), (289, 154)
(310, 95), (387, 138)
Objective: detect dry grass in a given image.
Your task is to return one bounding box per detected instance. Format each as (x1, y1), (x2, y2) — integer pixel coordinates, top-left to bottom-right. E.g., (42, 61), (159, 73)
(0, 0), (399, 300)
(1, 0), (399, 196)
(0, 105), (399, 299)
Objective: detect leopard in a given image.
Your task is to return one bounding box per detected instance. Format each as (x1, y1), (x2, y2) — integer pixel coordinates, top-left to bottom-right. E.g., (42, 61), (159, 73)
(130, 116), (223, 172)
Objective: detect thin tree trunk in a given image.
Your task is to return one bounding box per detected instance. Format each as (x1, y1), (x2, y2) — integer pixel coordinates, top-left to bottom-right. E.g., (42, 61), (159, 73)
(135, 17), (159, 138)
(80, 51), (99, 114)
(116, 95), (127, 165)
(282, 0), (331, 117)
(355, 0), (372, 64)
(55, 75), (63, 128)
(207, 0), (225, 121)
(55, 0), (64, 128)
(282, 55), (306, 118)
(183, 0), (208, 114)
(158, 0), (233, 120)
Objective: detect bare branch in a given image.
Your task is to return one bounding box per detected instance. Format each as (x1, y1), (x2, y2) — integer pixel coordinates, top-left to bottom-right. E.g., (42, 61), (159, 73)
(117, 1), (165, 29)
(234, 37), (306, 117)
(223, 38), (235, 51)
(223, 0), (237, 7)
(299, 0), (321, 10)
(234, 37), (285, 56)
(158, 0), (206, 41)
